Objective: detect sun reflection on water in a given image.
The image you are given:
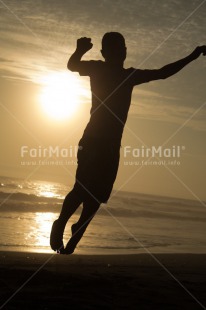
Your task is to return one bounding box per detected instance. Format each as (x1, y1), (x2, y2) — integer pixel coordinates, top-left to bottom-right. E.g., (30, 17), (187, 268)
(35, 181), (66, 199)
(25, 181), (68, 252)
(39, 191), (56, 198)
(34, 212), (56, 249)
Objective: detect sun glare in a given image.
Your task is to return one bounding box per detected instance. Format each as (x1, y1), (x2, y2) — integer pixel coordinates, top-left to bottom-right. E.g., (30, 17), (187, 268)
(39, 72), (83, 120)
(34, 212), (56, 249)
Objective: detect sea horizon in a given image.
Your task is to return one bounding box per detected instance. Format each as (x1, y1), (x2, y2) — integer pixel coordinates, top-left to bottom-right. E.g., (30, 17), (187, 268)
(0, 175), (206, 255)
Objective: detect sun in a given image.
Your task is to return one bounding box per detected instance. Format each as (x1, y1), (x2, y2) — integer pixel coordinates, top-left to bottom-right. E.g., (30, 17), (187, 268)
(39, 71), (83, 120)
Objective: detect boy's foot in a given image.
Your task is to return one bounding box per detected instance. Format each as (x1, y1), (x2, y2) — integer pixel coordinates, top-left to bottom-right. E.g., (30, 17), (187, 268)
(50, 219), (64, 253)
(63, 223), (81, 254)
(63, 240), (76, 254)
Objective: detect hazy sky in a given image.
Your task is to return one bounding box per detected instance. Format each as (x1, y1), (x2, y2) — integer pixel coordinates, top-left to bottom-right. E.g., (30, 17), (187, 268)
(0, 0), (206, 201)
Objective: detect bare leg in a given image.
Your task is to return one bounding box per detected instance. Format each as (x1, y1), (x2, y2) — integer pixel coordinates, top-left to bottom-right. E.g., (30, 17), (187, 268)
(50, 189), (82, 253)
(63, 198), (100, 254)
(58, 189), (83, 226)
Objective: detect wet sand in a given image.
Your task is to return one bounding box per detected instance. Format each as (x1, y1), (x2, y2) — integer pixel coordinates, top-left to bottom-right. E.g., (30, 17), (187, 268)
(0, 252), (206, 309)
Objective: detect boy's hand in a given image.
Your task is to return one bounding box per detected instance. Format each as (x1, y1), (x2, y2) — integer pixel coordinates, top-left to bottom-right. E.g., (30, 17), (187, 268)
(202, 45), (206, 56)
(76, 37), (93, 54)
(191, 45), (206, 59)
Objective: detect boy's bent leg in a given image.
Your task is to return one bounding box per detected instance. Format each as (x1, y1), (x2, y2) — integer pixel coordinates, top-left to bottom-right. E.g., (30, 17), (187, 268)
(58, 189), (83, 225)
(50, 189), (82, 253)
(63, 198), (100, 254)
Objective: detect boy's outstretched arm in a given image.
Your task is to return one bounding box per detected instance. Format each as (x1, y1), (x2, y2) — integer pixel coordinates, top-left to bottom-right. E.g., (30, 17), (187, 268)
(67, 37), (93, 72)
(150, 45), (206, 80)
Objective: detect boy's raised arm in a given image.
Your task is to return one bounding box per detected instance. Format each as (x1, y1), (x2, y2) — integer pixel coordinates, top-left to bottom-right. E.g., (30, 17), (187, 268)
(67, 37), (93, 72)
(152, 45), (206, 80)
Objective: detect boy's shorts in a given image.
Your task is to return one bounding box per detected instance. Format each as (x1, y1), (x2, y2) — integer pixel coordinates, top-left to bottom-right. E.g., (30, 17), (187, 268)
(73, 136), (120, 203)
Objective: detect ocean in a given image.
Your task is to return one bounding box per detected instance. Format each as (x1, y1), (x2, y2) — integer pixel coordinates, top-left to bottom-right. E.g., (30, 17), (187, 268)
(0, 175), (205, 255)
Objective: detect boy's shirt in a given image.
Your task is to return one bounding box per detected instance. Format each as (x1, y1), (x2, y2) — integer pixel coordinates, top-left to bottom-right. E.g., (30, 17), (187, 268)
(77, 60), (157, 141)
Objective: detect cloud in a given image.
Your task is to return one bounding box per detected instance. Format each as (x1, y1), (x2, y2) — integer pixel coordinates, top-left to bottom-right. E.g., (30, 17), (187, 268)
(1, 0), (205, 73)
(0, 0), (205, 131)
(129, 95), (206, 131)
(0, 57), (14, 63)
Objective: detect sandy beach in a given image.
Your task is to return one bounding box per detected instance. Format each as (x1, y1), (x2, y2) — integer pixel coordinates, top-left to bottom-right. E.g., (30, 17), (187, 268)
(0, 252), (206, 309)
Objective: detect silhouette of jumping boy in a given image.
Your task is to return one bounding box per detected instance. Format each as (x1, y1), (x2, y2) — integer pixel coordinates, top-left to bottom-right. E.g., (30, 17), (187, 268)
(50, 32), (205, 254)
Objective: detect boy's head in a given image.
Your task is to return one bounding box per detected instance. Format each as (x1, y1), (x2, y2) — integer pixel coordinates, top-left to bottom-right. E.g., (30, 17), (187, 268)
(101, 32), (127, 64)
